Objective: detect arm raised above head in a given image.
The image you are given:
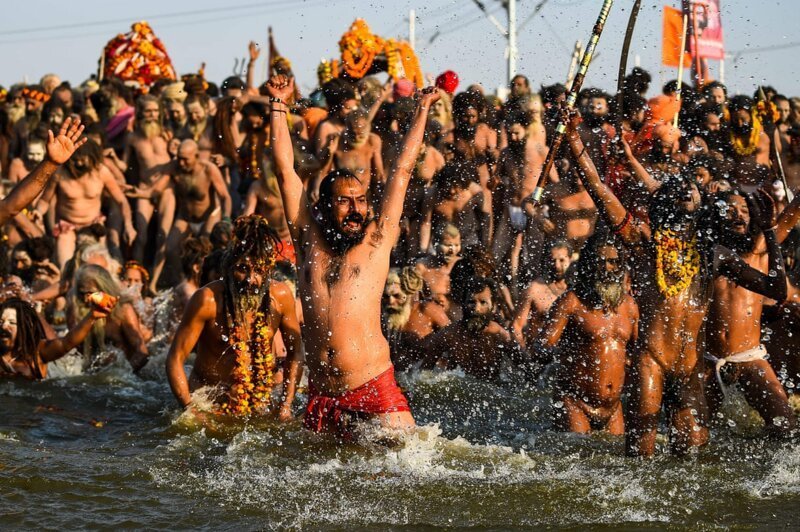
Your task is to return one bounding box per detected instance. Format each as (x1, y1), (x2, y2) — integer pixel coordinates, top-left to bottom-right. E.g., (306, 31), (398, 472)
(378, 87), (440, 244)
(266, 75), (311, 244)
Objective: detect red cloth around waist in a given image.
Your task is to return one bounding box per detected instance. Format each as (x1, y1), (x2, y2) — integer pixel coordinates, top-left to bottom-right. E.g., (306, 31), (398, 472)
(303, 367), (410, 435)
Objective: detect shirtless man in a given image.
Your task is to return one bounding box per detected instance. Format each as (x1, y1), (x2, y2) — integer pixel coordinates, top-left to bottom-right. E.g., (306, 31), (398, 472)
(181, 93), (215, 158)
(7, 137), (46, 185)
(492, 115), (540, 283)
(243, 174), (295, 263)
(400, 132), (445, 261)
(0, 297), (112, 380)
(727, 96), (772, 192)
(382, 267), (450, 370)
(420, 161), (492, 250)
(425, 276), (525, 381)
(317, 107), (384, 199)
(566, 110), (787, 456)
(151, 139), (232, 289)
(166, 216), (302, 419)
(449, 91), (498, 191)
(535, 233), (639, 435)
(705, 189), (798, 434)
(70, 264), (150, 373)
(125, 95), (172, 263)
(415, 224), (462, 314)
(37, 140), (136, 267)
(267, 74), (439, 437)
(314, 79), (359, 161)
(512, 240), (572, 348)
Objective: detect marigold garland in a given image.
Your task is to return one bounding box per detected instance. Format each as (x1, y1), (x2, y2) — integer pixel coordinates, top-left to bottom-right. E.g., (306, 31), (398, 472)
(654, 228), (700, 298)
(220, 311), (276, 416)
(730, 109), (763, 157)
(103, 21), (176, 90)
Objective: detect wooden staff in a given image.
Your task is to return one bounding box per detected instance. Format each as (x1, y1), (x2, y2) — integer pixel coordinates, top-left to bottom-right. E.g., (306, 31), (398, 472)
(615, 0), (643, 136)
(759, 86), (794, 202)
(673, 14), (688, 129)
(529, 0), (614, 205)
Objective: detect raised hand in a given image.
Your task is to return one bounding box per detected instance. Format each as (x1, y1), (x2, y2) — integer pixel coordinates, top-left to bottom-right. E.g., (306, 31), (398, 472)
(266, 75), (294, 102)
(47, 117), (86, 165)
(418, 86), (441, 108)
(747, 189), (777, 230)
(248, 41), (260, 62)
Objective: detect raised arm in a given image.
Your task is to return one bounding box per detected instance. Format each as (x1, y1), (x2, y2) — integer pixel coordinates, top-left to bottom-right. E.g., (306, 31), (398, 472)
(0, 117), (86, 225)
(565, 113), (647, 245)
(273, 282), (303, 421)
(166, 287), (216, 408)
(39, 305), (110, 363)
(266, 75), (311, 243)
(775, 190), (800, 243)
(378, 88), (440, 244)
(245, 41), (260, 92)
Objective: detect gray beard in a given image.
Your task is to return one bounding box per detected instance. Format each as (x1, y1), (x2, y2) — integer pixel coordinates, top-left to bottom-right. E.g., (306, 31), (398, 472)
(594, 280), (624, 311)
(138, 120), (162, 139)
(385, 303), (412, 331)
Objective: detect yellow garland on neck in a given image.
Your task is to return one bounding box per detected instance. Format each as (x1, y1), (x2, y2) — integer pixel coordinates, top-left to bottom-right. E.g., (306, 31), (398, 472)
(654, 228), (700, 298)
(731, 109), (762, 157)
(220, 311), (275, 416)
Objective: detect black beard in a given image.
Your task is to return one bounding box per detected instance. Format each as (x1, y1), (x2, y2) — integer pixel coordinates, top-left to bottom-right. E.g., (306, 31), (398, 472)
(650, 148), (672, 164)
(719, 227), (755, 253)
(464, 312), (491, 334)
(321, 212), (369, 255)
(455, 122), (477, 141)
(509, 140), (526, 158)
(629, 119), (644, 133)
(583, 114), (606, 129)
(704, 130), (727, 152)
(732, 122), (753, 137)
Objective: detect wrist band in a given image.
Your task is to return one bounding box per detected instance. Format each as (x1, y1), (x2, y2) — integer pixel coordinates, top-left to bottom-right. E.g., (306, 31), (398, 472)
(612, 211), (632, 235)
(269, 97), (283, 104)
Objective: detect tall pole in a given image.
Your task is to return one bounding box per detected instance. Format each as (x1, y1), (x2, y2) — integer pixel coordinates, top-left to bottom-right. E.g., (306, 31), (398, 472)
(507, 0), (517, 85)
(409, 9), (416, 51)
(673, 14), (688, 129)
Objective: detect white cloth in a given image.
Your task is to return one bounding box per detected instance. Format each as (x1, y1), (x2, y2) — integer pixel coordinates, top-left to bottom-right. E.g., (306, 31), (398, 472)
(705, 344), (767, 398)
(508, 205), (527, 232)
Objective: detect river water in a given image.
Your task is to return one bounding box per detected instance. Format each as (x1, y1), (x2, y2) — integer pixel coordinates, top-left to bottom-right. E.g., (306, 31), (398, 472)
(1, 349), (798, 529)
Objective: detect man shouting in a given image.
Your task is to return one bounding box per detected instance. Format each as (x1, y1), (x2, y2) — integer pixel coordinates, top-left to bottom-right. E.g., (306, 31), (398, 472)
(267, 75), (439, 439)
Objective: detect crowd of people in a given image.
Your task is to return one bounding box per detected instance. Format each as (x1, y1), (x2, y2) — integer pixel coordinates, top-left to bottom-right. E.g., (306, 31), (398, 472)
(1, 40), (800, 456)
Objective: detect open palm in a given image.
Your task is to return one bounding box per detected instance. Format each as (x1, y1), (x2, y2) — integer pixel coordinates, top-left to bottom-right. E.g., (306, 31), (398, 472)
(47, 117), (87, 165)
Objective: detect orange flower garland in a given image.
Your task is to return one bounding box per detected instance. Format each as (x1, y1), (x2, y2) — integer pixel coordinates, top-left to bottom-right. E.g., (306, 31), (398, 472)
(654, 228), (700, 298)
(220, 311), (276, 416)
(336, 19), (423, 86)
(731, 108), (763, 157)
(103, 21), (176, 89)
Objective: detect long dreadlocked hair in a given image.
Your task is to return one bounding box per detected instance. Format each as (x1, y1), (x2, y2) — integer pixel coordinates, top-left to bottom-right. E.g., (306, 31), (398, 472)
(0, 298), (45, 366)
(220, 215), (282, 334)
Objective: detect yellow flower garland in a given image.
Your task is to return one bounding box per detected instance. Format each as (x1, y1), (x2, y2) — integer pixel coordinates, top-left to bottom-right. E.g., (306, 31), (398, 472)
(654, 228), (700, 298)
(220, 311), (276, 416)
(730, 109), (762, 157)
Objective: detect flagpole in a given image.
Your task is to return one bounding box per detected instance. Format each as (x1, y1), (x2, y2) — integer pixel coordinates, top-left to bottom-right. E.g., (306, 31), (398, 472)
(673, 14), (688, 129)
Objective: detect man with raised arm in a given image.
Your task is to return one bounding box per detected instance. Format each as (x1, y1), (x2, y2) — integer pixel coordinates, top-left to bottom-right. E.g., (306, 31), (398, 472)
(0, 117), (85, 226)
(267, 75), (439, 439)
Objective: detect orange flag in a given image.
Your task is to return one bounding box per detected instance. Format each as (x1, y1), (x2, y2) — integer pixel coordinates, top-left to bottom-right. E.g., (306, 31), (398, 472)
(662, 5), (691, 67)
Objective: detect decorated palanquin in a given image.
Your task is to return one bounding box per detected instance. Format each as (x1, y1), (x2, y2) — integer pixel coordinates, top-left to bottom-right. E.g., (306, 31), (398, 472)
(318, 19), (423, 87)
(102, 21), (177, 90)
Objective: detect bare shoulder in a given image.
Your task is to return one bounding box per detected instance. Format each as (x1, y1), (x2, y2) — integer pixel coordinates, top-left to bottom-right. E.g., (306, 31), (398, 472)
(467, 182), (483, 195)
(269, 280), (295, 309)
(486, 320), (511, 340)
(187, 283), (220, 318)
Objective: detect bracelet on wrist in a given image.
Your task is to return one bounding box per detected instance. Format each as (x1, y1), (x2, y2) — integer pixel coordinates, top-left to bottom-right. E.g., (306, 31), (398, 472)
(269, 96), (283, 104)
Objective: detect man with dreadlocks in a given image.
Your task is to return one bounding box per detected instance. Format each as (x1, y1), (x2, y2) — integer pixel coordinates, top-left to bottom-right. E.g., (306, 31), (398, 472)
(534, 231), (639, 435)
(267, 74), (439, 438)
(0, 297), (113, 379)
(166, 215), (303, 420)
(564, 110), (787, 456)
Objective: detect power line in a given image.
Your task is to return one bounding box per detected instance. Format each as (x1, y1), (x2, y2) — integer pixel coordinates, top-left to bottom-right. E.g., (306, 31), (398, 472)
(0, 0), (302, 37)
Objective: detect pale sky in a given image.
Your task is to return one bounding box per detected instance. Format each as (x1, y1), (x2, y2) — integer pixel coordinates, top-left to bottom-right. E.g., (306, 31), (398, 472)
(1, 0), (798, 98)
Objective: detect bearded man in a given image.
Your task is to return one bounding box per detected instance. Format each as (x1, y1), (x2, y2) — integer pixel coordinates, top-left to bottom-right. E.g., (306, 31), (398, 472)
(566, 110), (787, 456)
(704, 189), (798, 435)
(125, 95), (172, 263)
(534, 233), (639, 435)
(8, 137), (46, 184)
(424, 276), (526, 381)
(268, 74), (439, 438)
(36, 139), (136, 267)
(166, 215), (303, 419)
(512, 240), (572, 348)
(69, 264), (150, 373)
(0, 297), (112, 379)
(181, 93), (215, 157)
(727, 95), (772, 192)
(449, 91), (498, 192)
(382, 267), (450, 370)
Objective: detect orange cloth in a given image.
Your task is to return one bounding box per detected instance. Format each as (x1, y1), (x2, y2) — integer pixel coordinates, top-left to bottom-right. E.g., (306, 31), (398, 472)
(302, 107), (329, 141)
(277, 238), (296, 265)
(304, 367), (410, 439)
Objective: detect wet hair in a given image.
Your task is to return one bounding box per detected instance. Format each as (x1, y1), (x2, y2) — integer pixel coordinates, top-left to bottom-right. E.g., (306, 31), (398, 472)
(212, 96), (240, 164)
(210, 220), (233, 250)
(663, 80), (680, 95)
(510, 74), (530, 89)
(623, 67), (651, 95)
(460, 275), (497, 306)
(728, 95), (754, 114)
(74, 263), (122, 299)
(452, 91), (486, 119)
(450, 245), (497, 305)
(434, 160), (479, 194)
(75, 223), (107, 242)
(387, 266), (424, 296)
(83, 122), (108, 147)
(696, 188), (758, 253)
(540, 83), (567, 107)
(322, 78), (356, 112)
(315, 168), (364, 215)
(622, 94), (647, 121)
(241, 101), (268, 123)
(41, 98), (68, 124)
(200, 248), (226, 286)
(181, 236), (213, 279)
(0, 298), (45, 359)
(345, 106), (370, 129)
(64, 139), (103, 178)
(20, 236), (55, 263)
(571, 229), (626, 307)
(647, 171), (699, 230)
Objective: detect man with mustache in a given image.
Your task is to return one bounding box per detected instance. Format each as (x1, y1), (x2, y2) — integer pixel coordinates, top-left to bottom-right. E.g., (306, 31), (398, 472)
(415, 223), (462, 315)
(381, 267), (450, 370)
(449, 91), (498, 192)
(0, 297), (112, 380)
(705, 189), (799, 435)
(534, 232), (639, 435)
(267, 74), (439, 438)
(512, 240), (572, 348)
(166, 215), (303, 419)
(727, 95), (772, 192)
(36, 138), (136, 267)
(180, 93), (215, 158)
(424, 276), (525, 381)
